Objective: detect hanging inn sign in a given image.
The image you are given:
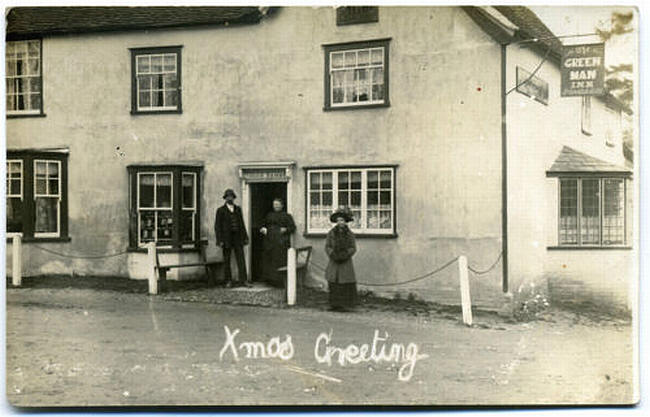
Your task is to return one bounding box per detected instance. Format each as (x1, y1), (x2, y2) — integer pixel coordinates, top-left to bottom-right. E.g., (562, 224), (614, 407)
(560, 43), (605, 96)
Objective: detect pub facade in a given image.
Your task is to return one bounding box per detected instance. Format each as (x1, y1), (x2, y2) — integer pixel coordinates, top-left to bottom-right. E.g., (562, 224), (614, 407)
(5, 6), (635, 311)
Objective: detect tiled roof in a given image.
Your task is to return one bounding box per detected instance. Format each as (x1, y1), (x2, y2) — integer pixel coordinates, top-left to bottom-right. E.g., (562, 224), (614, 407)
(493, 6), (564, 61)
(547, 146), (631, 176)
(6, 7), (265, 39)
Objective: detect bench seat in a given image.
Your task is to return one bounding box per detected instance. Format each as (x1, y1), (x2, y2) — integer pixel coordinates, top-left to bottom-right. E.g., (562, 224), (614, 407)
(154, 242), (223, 290)
(276, 262), (307, 272)
(159, 260), (222, 271)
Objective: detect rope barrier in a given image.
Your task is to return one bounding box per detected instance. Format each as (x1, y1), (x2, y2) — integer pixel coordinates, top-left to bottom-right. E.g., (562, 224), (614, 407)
(310, 256), (458, 287)
(30, 244), (130, 259)
(309, 250), (503, 286)
(468, 251), (503, 275)
(29, 240), (502, 282)
(357, 257), (458, 287)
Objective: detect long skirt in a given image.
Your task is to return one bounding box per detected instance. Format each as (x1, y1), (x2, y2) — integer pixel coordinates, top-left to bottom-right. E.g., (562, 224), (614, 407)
(262, 244), (288, 288)
(328, 282), (358, 310)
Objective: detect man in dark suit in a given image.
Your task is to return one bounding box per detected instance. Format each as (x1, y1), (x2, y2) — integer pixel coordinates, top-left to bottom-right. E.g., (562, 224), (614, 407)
(215, 189), (251, 288)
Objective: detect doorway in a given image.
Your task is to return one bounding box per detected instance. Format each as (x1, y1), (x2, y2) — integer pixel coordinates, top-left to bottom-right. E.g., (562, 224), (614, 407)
(249, 182), (287, 282)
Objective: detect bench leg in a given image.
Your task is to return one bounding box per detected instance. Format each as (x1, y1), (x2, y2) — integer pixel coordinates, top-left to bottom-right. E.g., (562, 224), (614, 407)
(205, 265), (216, 287)
(159, 269), (167, 293)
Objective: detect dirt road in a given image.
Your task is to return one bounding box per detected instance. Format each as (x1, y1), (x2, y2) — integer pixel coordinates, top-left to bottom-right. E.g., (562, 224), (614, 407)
(6, 287), (636, 406)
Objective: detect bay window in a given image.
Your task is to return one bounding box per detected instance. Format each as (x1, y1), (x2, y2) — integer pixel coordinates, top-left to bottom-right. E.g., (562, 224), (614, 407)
(558, 177), (627, 247)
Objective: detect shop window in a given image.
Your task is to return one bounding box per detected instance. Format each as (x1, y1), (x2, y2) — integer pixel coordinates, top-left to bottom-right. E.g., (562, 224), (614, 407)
(306, 166), (396, 236)
(128, 165), (200, 248)
(6, 151), (68, 240)
(323, 39), (390, 110)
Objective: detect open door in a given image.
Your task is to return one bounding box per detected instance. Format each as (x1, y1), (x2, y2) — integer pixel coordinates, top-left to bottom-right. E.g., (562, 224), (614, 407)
(249, 182), (287, 282)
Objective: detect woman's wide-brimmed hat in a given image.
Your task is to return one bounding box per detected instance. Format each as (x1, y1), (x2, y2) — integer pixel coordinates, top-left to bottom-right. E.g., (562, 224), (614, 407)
(222, 188), (237, 199)
(330, 206), (354, 223)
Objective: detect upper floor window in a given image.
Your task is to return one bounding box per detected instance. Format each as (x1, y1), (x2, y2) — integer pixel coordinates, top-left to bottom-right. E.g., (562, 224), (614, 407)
(6, 150), (68, 240)
(323, 39), (390, 110)
(336, 7), (379, 26)
(6, 40), (43, 116)
(130, 46), (182, 115)
(306, 166), (396, 236)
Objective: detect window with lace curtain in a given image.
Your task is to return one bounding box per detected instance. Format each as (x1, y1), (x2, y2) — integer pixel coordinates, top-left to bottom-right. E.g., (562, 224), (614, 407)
(6, 40), (43, 116)
(305, 166), (396, 236)
(323, 39), (390, 110)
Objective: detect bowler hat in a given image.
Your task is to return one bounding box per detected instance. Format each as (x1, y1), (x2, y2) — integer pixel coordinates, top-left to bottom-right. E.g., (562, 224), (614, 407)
(330, 206), (354, 223)
(222, 189), (237, 199)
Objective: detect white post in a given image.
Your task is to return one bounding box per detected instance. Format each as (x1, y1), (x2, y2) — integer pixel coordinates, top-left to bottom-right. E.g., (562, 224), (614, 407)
(147, 242), (158, 295)
(287, 247), (297, 306)
(11, 234), (22, 287)
(458, 255), (473, 326)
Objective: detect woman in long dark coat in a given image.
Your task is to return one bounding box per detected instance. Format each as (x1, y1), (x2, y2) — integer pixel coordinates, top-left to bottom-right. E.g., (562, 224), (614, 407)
(325, 207), (358, 311)
(260, 198), (296, 287)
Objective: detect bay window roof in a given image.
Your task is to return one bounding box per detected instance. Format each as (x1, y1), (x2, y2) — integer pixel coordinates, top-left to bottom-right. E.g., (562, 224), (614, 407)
(546, 146), (632, 177)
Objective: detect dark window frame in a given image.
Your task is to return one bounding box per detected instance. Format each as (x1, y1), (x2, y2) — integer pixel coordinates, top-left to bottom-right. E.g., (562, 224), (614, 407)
(129, 45), (183, 115)
(6, 39), (45, 118)
(323, 38), (391, 111)
(554, 175), (629, 249)
(6, 150), (69, 242)
(127, 165), (202, 250)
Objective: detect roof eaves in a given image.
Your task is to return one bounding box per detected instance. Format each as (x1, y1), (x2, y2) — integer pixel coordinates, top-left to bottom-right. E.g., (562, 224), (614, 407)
(461, 6), (515, 45)
(5, 7), (265, 40)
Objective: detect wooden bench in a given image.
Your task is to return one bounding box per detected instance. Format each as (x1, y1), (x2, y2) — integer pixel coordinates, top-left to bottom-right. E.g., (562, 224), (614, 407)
(154, 241), (223, 292)
(277, 246), (312, 293)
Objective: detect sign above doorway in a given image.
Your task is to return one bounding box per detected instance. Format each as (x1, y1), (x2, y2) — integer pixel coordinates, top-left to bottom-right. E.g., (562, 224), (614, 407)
(238, 162), (296, 183)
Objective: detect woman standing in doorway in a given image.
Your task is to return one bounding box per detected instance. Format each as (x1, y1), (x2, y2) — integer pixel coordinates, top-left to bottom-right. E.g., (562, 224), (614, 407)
(260, 198), (296, 287)
(325, 207), (358, 311)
